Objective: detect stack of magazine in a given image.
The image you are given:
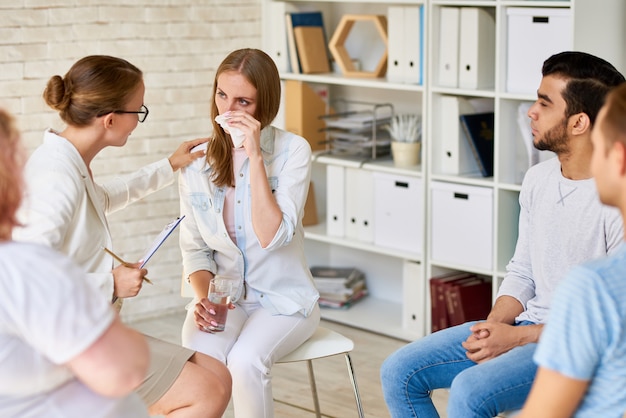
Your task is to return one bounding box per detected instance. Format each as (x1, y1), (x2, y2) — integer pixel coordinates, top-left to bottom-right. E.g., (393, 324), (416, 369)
(310, 266), (368, 309)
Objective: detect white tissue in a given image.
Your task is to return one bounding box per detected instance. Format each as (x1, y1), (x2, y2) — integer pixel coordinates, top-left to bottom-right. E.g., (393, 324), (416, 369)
(215, 113), (246, 148)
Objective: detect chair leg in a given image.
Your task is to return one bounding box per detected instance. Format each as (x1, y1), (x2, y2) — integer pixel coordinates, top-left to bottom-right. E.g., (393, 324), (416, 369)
(306, 359), (322, 418)
(344, 353), (365, 418)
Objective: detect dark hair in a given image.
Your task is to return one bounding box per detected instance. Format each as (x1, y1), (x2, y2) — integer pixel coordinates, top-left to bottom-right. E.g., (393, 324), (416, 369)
(599, 82), (626, 149)
(542, 51), (625, 125)
(43, 55), (143, 127)
(207, 48), (281, 187)
(0, 109), (25, 240)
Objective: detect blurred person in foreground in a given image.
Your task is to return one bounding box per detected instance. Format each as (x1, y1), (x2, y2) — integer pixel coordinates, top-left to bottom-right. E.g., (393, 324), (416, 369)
(0, 107), (150, 418)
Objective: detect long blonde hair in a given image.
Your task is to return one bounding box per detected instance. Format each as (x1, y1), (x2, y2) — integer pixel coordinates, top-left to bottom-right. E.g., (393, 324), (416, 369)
(207, 48), (281, 187)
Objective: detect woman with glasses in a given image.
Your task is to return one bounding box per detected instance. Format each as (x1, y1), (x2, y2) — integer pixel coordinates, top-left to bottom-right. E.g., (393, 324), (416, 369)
(13, 55), (231, 417)
(178, 48), (320, 417)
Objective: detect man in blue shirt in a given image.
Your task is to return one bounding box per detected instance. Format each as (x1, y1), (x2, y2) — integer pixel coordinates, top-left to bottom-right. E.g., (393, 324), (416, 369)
(519, 82), (626, 418)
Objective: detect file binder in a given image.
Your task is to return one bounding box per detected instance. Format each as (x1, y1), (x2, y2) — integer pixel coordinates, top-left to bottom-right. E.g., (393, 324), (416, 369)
(403, 260), (425, 336)
(386, 5), (423, 84)
(345, 168), (374, 242)
(404, 6), (424, 85)
(437, 7), (460, 87)
(326, 164), (345, 237)
(386, 6), (405, 83)
(458, 7), (495, 90)
(262, 1), (295, 73)
(439, 95), (481, 176)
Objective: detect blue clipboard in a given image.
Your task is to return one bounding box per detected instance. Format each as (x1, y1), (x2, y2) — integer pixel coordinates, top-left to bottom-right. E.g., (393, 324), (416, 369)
(139, 215), (185, 268)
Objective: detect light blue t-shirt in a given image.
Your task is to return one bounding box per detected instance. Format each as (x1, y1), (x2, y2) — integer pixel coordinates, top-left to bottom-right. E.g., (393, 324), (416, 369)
(535, 242), (626, 417)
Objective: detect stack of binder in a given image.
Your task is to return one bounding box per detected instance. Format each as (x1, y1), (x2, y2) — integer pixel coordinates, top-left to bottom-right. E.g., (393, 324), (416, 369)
(311, 266), (368, 309)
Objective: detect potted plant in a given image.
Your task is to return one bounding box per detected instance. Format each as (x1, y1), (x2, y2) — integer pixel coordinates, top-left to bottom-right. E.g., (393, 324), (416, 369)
(385, 114), (422, 167)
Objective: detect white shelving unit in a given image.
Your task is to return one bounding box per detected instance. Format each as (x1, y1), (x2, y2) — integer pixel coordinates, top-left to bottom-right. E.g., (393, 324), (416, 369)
(425, 0), (626, 332)
(262, 0), (626, 341)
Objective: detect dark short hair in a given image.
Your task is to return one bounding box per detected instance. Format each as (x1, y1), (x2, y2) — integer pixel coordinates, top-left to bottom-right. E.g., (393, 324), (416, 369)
(542, 51), (625, 125)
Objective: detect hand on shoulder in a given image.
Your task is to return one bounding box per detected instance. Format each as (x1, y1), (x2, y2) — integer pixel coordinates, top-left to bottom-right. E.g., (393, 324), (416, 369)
(169, 137), (209, 171)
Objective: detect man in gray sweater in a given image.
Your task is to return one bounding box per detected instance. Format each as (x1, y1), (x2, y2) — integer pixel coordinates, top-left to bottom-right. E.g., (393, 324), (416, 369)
(381, 51), (626, 418)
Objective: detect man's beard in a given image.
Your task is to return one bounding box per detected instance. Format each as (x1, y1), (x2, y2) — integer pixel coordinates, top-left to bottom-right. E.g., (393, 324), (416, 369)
(534, 117), (569, 154)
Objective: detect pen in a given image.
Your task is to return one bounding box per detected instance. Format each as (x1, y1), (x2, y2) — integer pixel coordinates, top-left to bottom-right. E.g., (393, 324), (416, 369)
(102, 247), (153, 285)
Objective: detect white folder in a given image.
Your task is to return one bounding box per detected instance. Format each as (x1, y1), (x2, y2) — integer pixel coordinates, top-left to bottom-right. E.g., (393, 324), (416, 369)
(356, 169), (374, 243)
(404, 6), (423, 84)
(344, 168), (374, 242)
(437, 7), (460, 88)
(386, 6), (405, 83)
(344, 167), (360, 240)
(458, 7), (496, 90)
(326, 165), (345, 237)
(402, 260), (425, 337)
(439, 95), (481, 176)
(262, 1), (295, 73)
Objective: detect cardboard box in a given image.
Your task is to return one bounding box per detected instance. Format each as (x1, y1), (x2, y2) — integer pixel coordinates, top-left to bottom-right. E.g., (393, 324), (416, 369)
(284, 80), (329, 151)
(374, 172), (423, 254)
(302, 181), (318, 226)
(506, 8), (572, 94)
(430, 181), (493, 270)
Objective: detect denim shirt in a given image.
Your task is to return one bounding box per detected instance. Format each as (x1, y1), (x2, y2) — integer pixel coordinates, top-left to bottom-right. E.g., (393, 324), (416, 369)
(179, 126), (319, 317)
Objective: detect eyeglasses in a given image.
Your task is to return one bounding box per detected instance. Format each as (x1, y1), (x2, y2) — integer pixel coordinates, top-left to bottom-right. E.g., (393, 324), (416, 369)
(112, 104), (149, 123)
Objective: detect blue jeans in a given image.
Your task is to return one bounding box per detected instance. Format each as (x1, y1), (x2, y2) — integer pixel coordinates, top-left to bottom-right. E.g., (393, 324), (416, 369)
(380, 321), (537, 418)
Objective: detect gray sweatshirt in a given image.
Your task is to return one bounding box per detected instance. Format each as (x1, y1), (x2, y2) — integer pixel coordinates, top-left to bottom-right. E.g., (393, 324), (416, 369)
(497, 157), (623, 324)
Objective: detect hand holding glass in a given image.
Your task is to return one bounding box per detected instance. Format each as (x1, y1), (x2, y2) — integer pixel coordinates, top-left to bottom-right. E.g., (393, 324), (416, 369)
(204, 276), (235, 332)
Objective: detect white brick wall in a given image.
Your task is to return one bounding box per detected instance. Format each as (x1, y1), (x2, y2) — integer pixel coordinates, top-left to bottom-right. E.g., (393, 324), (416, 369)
(1, 1), (262, 322)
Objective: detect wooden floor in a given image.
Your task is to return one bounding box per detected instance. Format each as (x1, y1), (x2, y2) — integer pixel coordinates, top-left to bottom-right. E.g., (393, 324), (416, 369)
(130, 310), (449, 418)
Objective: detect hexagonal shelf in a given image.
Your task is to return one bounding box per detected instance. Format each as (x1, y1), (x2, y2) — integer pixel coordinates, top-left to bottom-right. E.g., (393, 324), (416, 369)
(329, 14), (388, 78)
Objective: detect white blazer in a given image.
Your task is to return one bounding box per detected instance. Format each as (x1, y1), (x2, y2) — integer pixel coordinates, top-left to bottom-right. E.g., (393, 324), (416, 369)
(14, 130), (175, 301)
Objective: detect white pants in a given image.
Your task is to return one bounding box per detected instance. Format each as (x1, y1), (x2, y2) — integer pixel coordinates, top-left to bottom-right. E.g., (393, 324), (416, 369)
(181, 290), (320, 418)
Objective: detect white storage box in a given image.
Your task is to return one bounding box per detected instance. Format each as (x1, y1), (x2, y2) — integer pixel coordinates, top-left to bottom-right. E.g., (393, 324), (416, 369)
(374, 172), (423, 254)
(506, 8), (572, 94)
(431, 181), (493, 270)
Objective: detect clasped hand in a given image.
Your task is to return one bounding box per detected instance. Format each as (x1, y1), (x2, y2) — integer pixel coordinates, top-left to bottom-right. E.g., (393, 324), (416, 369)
(462, 322), (520, 363)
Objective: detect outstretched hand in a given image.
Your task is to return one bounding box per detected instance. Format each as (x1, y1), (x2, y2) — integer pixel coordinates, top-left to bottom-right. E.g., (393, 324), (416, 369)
(168, 137), (208, 171)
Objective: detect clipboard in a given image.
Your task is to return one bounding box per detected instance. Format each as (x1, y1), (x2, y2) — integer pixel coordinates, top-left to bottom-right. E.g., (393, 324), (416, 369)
(139, 215), (185, 268)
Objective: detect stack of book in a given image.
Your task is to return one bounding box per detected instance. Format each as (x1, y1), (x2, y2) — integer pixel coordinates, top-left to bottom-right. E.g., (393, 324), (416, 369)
(429, 271), (492, 332)
(285, 11), (332, 74)
(310, 266), (368, 309)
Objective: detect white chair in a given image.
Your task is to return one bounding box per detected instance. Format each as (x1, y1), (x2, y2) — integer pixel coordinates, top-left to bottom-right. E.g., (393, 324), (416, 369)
(276, 326), (365, 418)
